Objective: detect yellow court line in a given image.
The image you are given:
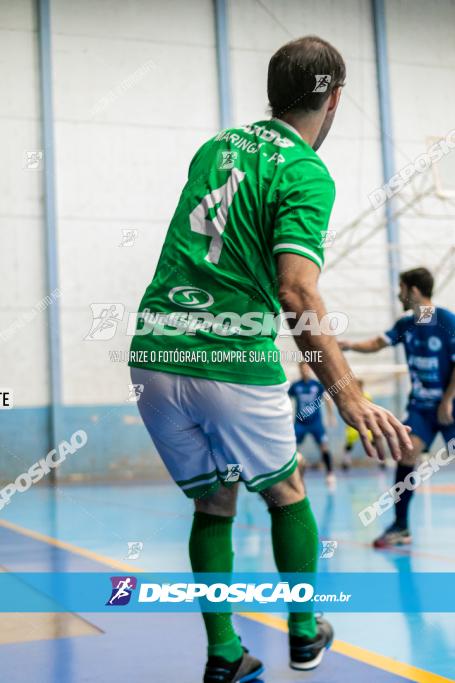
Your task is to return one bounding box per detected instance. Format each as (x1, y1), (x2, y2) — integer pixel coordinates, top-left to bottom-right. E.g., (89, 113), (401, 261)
(0, 519), (138, 573)
(240, 613), (454, 683)
(1, 519), (453, 683)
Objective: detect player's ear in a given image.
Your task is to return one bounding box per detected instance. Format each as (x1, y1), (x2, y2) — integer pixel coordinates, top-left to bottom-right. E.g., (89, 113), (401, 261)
(327, 86), (342, 112)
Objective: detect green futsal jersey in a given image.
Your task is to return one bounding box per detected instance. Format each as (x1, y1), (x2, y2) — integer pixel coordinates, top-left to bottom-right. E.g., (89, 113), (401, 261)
(129, 119), (335, 385)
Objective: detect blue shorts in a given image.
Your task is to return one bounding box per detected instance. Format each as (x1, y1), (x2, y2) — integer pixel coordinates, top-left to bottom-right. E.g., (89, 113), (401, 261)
(404, 406), (455, 450)
(295, 419), (327, 446)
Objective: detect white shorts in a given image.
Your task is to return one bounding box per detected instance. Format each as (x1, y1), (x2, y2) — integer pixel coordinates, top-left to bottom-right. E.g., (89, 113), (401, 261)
(130, 367), (297, 498)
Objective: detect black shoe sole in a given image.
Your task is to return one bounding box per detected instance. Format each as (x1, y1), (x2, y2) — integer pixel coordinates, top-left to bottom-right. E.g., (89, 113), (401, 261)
(290, 633), (334, 671)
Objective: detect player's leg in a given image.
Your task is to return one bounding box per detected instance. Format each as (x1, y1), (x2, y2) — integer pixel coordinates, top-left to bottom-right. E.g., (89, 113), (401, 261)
(313, 424), (335, 488)
(441, 421), (455, 455)
(373, 408), (430, 548)
(130, 368), (262, 682)
(193, 378), (332, 672)
(190, 485), (263, 683)
(295, 424), (306, 477)
(260, 470), (333, 670)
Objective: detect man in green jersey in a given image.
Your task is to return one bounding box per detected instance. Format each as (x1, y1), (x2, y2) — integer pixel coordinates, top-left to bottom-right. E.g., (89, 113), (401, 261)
(129, 36), (412, 682)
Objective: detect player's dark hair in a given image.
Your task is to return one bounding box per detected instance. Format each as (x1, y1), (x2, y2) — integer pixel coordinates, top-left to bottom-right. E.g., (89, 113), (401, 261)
(400, 267), (434, 298)
(267, 35), (346, 117)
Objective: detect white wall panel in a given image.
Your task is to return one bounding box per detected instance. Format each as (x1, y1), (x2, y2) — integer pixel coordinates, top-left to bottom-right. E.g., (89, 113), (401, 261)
(0, 1), (48, 407)
(51, 0), (218, 404)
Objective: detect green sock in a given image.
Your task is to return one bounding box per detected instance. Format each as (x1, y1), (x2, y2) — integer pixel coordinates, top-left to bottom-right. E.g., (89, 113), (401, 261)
(269, 497), (319, 639)
(189, 511), (243, 662)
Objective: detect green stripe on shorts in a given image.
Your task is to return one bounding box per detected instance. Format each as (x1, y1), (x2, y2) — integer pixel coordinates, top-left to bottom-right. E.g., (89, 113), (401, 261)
(244, 452), (298, 492)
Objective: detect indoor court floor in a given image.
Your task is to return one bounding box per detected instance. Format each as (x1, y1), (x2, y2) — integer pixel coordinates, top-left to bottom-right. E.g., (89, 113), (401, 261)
(1, 468), (454, 683)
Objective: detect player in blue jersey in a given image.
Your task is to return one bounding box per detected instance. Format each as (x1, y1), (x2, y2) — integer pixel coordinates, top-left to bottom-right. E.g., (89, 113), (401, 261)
(340, 268), (455, 547)
(289, 363), (336, 488)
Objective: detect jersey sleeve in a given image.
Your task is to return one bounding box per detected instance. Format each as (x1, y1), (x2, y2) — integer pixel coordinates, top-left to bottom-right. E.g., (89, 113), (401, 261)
(439, 309), (455, 363)
(272, 160), (336, 270)
(383, 317), (407, 346)
(288, 382), (296, 397)
(450, 332), (455, 364)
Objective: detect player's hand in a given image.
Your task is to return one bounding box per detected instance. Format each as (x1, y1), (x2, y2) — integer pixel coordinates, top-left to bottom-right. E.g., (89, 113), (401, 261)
(338, 397), (413, 462)
(437, 397), (454, 426)
(338, 340), (351, 351)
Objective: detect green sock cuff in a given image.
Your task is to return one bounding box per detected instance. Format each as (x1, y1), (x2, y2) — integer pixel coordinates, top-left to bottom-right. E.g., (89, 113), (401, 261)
(269, 497), (311, 517)
(208, 635), (243, 662)
(289, 614), (317, 639)
(193, 511), (235, 528)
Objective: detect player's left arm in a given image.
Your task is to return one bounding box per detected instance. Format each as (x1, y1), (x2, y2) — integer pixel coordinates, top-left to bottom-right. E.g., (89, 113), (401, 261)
(438, 366), (455, 425)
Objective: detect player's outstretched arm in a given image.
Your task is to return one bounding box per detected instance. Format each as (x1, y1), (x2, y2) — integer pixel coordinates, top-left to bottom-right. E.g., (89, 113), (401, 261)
(338, 337), (388, 352)
(277, 253), (412, 461)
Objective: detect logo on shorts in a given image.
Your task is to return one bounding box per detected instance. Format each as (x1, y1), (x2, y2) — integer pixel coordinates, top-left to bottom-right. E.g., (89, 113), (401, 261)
(168, 287), (214, 309)
(223, 464), (243, 482)
(320, 540), (338, 559)
(106, 576), (137, 605)
(428, 336), (442, 352)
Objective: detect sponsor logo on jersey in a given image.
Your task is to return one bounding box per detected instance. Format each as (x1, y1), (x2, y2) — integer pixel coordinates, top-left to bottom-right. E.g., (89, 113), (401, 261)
(168, 286), (214, 309)
(428, 336), (442, 352)
(240, 124), (295, 148)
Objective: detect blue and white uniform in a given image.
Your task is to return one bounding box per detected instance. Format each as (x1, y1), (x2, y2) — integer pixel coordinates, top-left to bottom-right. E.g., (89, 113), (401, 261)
(289, 379), (328, 445)
(383, 307), (455, 448)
